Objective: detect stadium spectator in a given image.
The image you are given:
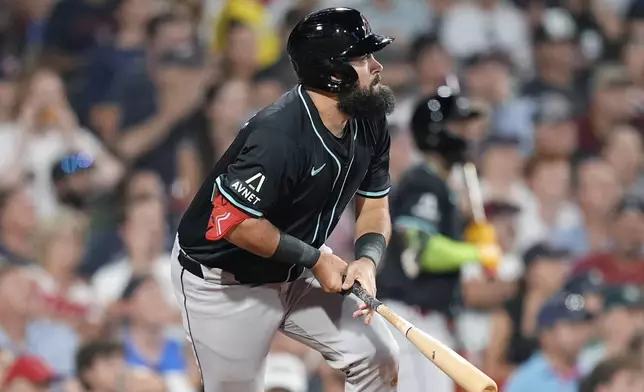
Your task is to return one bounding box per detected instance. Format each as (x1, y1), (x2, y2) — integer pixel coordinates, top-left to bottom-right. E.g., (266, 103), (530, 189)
(75, 338), (167, 392)
(576, 64), (639, 158)
(530, 94), (578, 159)
(461, 52), (532, 149)
(549, 157), (621, 257)
(0, 68), (123, 219)
(579, 355), (644, 392)
(76, 339), (126, 392)
(0, 263), (78, 377)
(50, 153), (98, 215)
(386, 33), (453, 130)
(0, 184), (38, 266)
(515, 155), (580, 252)
(479, 135), (530, 206)
(560, 271), (605, 316)
(521, 8), (582, 114)
(28, 208), (103, 339)
(483, 243), (569, 383)
(90, 12), (208, 190)
(216, 19), (261, 82)
(409, 33), (453, 98)
(579, 285), (644, 374)
(212, 0), (279, 73)
(177, 79), (252, 191)
(91, 196), (175, 315)
(118, 276), (191, 392)
(440, 0), (532, 75)
(602, 124), (644, 198)
(80, 169), (169, 279)
(573, 195), (644, 284)
(503, 292), (595, 392)
(83, 0), (158, 128)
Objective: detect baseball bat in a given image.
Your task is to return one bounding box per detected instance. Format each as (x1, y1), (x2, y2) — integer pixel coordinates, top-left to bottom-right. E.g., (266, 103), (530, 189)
(462, 162), (486, 223)
(351, 284), (498, 392)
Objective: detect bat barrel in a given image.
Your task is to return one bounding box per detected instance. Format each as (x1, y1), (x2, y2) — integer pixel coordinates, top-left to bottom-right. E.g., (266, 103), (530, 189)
(463, 162), (486, 222)
(350, 284), (498, 392)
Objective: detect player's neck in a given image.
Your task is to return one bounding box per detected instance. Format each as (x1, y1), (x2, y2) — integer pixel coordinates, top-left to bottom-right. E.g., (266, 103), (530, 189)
(307, 89), (350, 137)
(424, 155), (450, 180)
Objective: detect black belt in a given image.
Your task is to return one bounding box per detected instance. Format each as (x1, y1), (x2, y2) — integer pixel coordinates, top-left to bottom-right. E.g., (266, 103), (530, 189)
(178, 250), (205, 279)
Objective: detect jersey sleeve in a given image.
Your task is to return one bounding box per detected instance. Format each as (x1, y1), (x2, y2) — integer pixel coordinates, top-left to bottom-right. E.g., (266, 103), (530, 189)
(215, 129), (297, 218)
(356, 117), (391, 198)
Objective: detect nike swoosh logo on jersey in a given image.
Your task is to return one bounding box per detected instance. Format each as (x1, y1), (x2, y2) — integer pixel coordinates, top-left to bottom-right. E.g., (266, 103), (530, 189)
(311, 164), (326, 176)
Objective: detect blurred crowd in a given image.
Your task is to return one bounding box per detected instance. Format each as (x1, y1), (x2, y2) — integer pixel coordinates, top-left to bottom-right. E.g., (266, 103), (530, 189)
(0, 0), (644, 391)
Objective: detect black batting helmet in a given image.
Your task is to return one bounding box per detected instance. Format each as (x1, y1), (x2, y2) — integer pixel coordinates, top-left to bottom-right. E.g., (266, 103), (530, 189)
(286, 8), (394, 93)
(410, 86), (482, 165)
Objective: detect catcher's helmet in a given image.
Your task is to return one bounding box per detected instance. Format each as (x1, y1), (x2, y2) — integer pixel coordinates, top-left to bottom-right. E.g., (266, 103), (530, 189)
(286, 7), (394, 93)
(410, 86), (482, 165)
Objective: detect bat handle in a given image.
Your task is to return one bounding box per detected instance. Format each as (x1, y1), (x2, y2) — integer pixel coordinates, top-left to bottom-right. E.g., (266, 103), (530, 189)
(349, 283), (383, 310)
(348, 283), (416, 337)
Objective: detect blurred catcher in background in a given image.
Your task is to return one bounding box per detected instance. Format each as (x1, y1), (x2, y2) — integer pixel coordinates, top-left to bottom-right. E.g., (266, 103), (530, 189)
(376, 82), (504, 392)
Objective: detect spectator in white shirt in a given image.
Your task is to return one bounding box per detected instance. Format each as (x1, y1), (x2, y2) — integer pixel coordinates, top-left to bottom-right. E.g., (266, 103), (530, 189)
(515, 155), (581, 252)
(92, 196), (176, 316)
(440, 0), (533, 76)
(0, 68), (123, 219)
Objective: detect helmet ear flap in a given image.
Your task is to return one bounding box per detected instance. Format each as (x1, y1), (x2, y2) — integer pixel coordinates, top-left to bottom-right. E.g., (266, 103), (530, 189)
(326, 59), (358, 92)
(293, 56), (359, 93)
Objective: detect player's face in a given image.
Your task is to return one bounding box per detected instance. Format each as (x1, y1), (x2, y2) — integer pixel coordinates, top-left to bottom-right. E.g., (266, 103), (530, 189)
(337, 54), (395, 118)
(352, 53), (383, 89)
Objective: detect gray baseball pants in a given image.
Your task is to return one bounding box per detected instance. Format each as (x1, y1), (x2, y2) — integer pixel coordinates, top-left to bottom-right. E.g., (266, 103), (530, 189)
(170, 237), (399, 392)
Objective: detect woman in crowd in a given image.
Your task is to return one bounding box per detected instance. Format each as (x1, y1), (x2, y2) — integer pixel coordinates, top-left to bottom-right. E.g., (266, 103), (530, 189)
(29, 208), (104, 339)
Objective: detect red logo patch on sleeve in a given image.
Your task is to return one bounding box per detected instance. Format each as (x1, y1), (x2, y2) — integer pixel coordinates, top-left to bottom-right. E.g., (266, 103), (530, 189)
(205, 194), (251, 241)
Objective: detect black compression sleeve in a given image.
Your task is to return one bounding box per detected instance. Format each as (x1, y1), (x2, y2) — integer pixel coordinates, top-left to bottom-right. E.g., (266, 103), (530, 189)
(272, 233), (321, 269)
(355, 233), (386, 267)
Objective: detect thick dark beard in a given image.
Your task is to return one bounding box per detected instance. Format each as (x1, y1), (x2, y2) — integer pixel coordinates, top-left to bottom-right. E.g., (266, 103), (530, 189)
(337, 81), (396, 119)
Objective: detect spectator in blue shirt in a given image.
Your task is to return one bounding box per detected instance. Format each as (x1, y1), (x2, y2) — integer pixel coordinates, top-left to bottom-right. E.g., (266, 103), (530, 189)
(504, 292), (595, 392)
(118, 275), (191, 392)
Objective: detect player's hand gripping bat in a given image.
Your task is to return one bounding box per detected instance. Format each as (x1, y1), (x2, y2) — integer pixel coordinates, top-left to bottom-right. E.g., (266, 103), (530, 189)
(350, 283), (498, 392)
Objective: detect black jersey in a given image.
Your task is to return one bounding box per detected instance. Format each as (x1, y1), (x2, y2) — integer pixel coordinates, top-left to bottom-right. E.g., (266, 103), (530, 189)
(177, 85), (391, 284)
(377, 163), (464, 316)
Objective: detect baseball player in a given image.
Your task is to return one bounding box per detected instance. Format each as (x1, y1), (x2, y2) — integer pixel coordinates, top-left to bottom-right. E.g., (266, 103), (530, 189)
(376, 88), (502, 392)
(171, 8), (399, 392)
